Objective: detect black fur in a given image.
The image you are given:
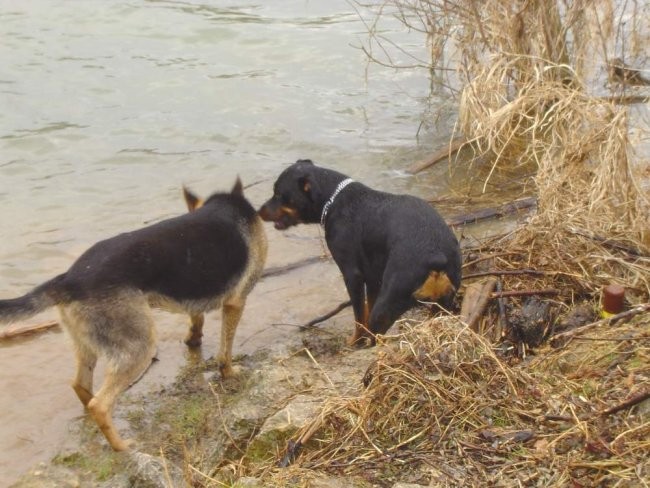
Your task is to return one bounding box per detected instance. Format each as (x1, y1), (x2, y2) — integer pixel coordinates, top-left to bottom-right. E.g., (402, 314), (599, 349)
(260, 160), (461, 342)
(14, 193), (258, 308)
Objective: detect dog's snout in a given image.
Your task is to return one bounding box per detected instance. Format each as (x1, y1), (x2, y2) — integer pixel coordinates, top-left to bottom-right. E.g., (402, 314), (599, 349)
(258, 200), (276, 221)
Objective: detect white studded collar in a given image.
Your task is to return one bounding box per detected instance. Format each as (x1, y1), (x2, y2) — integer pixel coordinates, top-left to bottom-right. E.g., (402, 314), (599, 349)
(320, 178), (354, 227)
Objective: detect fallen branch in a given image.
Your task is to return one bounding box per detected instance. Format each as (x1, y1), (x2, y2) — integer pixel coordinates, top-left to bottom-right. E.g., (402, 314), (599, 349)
(303, 300), (352, 329)
(407, 136), (466, 174)
(551, 303), (650, 347)
(261, 256), (327, 279)
(446, 197), (537, 227)
(0, 320), (59, 341)
(460, 278), (497, 331)
(278, 414), (326, 468)
(568, 229), (647, 257)
(599, 390), (650, 417)
(463, 269), (546, 280)
(490, 289), (559, 299)
(494, 279), (508, 341)
(599, 94), (650, 105)
(543, 389), (650, 422)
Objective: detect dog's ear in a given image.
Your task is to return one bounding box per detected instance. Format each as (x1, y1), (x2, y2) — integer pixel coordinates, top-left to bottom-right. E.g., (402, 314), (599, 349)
(183, 186), (204, 212)
(299, 176), (311, 194)
(231, 176), (244, 196)
(296, 159), (314, 166)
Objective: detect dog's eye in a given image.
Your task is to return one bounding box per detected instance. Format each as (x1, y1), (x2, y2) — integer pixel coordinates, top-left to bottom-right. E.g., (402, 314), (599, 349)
(281, 195), (292, 205)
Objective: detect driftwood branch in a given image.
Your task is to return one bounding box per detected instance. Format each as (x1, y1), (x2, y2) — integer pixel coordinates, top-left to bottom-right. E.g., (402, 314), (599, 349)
(407, 136), (466, 174)
(446, 197), (537, 227)
(490, 289), (559, 299)
(569, 229), (647, 257)
(261, 256), (327, 279)
(599, 94), (650, 105)
(303, 300), (352, 328)
(494, 279), (508, 341)
(0, 320), (59, 341)
(5, 256), (330, 343)
(551, 303), (650, 347)
(460, 278), (498, 331)
(600, 390), (650, 417)
(278, 415), (326, 467)
(463, 269), (546, 279)
(544, 389), (650, 422)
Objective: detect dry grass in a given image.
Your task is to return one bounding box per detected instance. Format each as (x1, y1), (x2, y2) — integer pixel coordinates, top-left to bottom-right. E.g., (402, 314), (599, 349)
(202, 2), (650, 486)
(243, 315), (649, 487)
(356, 0), (650, 298)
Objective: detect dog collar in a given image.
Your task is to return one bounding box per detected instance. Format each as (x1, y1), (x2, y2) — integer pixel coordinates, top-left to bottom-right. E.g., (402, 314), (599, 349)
(320, 178), (354, 227)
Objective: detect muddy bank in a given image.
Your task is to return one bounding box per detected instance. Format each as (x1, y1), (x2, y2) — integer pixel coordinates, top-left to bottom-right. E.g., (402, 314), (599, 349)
(12, 290), (649, 488)
(9, 289), (385, 487)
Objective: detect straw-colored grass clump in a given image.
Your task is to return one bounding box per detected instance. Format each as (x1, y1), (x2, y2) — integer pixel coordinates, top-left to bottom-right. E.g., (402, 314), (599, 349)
(362, 0), (650, 299)
(257, 316), (649, 487)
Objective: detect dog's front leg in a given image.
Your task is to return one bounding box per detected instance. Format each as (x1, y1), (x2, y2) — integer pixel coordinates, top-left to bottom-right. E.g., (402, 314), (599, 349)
(184, 314), (204, 348)
(218, 297), (245, 378)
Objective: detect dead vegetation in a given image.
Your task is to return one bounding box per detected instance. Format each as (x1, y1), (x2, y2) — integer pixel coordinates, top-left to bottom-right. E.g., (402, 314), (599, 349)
(254, 315), (649, 487)
(197, 1), (650, 486)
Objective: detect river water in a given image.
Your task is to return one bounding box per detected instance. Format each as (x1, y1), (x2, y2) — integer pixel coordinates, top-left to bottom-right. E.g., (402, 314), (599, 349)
(0, 1), (456, 483)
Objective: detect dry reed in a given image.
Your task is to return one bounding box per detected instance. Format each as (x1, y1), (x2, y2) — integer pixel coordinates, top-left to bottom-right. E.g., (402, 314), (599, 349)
(246, 315), (649, 487)
(357, 0), (649, 298)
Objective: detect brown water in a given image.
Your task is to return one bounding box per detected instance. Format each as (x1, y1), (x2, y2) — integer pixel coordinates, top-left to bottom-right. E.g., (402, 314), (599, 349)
(0, 1), (459, 484)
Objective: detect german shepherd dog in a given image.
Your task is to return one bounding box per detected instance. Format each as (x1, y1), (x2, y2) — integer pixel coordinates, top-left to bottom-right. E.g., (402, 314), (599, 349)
(259, 160), (461, 345)
(0, 179), (267, 451)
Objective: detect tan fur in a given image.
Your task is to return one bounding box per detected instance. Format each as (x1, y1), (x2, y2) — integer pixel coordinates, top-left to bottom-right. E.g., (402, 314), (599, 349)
(60, 290), (158, 451)
(53, 191), (267, 452)
(413, 271), (455, 302)
(183, 186), (204, 211)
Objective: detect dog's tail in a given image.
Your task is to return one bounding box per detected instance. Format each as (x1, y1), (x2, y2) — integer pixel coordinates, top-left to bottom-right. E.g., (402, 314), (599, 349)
(0, 273), (67, 324)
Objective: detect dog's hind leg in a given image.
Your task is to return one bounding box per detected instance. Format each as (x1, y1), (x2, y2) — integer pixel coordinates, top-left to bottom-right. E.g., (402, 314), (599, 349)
(72, 342), (98, 407)
(184, 313), (204, 348)
(337, 267), (368, 346)
(368, 266), (419, 340)
(88, 345), (154, 451)
(86, 296), (157, 451)
(60, 306), (98, 406)
(218, 296), (245, 378)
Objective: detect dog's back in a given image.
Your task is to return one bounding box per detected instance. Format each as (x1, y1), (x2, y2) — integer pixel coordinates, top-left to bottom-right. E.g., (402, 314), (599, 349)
(62, 191), (263, 311)
(357, 190), (461, 290)
(0, 179), (267, 451)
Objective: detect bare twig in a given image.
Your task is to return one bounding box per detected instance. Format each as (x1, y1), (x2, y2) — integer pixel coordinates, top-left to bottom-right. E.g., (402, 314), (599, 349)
(0, 320), (59, 340)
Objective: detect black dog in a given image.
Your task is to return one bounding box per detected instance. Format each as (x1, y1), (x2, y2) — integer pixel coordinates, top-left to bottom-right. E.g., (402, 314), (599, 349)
(259, 159), (461, 345)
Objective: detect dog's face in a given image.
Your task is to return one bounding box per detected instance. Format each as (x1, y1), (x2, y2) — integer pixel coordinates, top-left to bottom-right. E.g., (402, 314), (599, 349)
(259, 160), (319, 229)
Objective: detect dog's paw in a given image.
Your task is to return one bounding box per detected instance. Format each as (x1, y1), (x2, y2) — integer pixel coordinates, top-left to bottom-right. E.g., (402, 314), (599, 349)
(111, 437), (137, 452)
(183, 335), (203, 348)
(219, 363), (243, 379)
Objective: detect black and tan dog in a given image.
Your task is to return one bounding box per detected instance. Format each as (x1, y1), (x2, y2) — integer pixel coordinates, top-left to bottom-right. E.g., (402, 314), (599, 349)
(0, 179), (267, 451)
(259, 159), (461, 345)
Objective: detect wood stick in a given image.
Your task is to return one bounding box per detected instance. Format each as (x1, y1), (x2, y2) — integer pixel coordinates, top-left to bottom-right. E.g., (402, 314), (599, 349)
(569, 229), (647, 257)
(463, 269), (546, 279)
(490, 289), (560, 299)
(407, 136), (466, 174)
(261, 256), (327, 279)
(303, 300), (352, 328)
(599, 390), (650, 417)
(0, 320), (59, 341)
(460, 278), (498, 331)
(446, 196), (537, 227)
(494, 279), (508, 341)
(599, 94), (650, 105)
(551, 303), (650, 346)
(278, 415), (325, 467)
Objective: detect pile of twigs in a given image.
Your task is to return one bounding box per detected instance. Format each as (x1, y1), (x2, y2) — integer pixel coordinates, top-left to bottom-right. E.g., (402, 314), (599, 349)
(252, 315), (649, 487)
